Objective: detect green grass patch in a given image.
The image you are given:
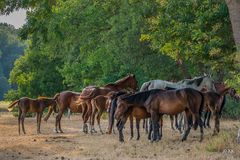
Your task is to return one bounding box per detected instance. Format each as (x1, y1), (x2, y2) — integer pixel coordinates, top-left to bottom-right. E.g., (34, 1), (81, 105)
(205, 130), (235, 152)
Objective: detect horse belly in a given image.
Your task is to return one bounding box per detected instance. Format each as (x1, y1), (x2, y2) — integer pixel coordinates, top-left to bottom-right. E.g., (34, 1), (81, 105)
(158, 102), (184, 115)
(132, 107), (150, 119)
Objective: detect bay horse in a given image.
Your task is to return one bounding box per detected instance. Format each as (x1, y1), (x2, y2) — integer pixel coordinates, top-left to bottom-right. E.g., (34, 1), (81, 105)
(140, 75), (215, 132)
(8, 97), (57, 134)
(202, 87), (230, 135)
(44, 91), (87, 133)
(143, 88), (204, 142)
(110, 89), (165, 142)
(203, 82), (236, 128)
(78, 74), (138, 133)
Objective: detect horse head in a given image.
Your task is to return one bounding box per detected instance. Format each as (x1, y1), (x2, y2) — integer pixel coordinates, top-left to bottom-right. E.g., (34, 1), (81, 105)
(197, 75), (216, 92)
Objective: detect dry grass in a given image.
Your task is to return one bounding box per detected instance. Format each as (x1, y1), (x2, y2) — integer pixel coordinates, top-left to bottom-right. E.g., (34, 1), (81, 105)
(0, 113), (239, 160)
(0, 101), (9, 112)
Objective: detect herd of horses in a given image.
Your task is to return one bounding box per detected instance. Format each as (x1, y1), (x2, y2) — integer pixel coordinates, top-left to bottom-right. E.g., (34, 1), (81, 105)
(8, 74), (239, 143)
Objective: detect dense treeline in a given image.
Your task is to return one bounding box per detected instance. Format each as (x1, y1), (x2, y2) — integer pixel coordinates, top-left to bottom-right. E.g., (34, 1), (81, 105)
(0, 23), (25, 100)
(1, 0), (239, 100)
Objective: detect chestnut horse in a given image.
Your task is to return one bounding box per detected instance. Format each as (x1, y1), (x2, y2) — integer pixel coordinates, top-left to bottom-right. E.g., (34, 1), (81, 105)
(78, 74), (138, 133)
(90, 91), (116, 134)
(44, 91), (87, 133)
(8, 97), (57, 134)
(202, 87), (230, 135)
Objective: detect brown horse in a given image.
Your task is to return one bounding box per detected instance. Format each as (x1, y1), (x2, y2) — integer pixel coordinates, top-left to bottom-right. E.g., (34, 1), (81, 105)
(203, 82), (236, 128)
(90, 92), (116, 134)
(8, 97), (57, 134)
(202, 87), (230, 135)
(143, 88), (204, 142)
(107, 92), (151, 140)
(78, 74), (138, 133)
(110, 89), (165, 142)
(115, 88), (204, 142)
(44, 91), (87, 133)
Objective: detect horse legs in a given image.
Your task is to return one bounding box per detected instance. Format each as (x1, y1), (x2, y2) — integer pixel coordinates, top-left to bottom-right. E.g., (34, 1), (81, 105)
(129, 115), (134, 140)
(83, 101), (92, 134)
(145, 118), (149, 134)
(21, 112), (26, 134)
(170, 115), (174, 130)
(148, 119), (152, 140)
(55, 110), (64, 133)
(212, 110), (220, 136)
(150, 111), (160, 142)
(96, 109), (104, 134)
(38, 113), (43, 134)
(91, 106), (98, 133)
(37, 113), (40, 134)
(143, 118), (149, 134)
(18, 109), (22, 135)
(117, 117), (128, 142)
(206, 111), (211, 128)
(181, 110), (191, 141)
(158, 115), (163, 141)
(203, 110), (208, 128)
(136, 118), (140, 140)
(193, 111), (204, 142)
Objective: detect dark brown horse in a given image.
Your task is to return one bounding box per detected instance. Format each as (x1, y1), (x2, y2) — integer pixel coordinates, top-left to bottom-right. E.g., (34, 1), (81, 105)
(115, 88), (204, 142)
(8, 97), (57, 134)
(44, 91), (87, 133)
(144, 88), (204, 142)
(109, 89), (165, 142)
(78, 74), (138, 133)
(203, 82), (235, 128)
(108, 94), (151, 140)
(202, 87), (230, 135)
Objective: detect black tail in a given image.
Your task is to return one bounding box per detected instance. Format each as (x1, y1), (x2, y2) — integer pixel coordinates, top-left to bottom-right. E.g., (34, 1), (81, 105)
(108, 98), (118, 132)
(193, 91), (204, 130)
(219, 95), (226, 117)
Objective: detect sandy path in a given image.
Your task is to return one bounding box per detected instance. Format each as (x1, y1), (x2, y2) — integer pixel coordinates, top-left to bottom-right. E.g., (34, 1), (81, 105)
(0, 113), (239, 160)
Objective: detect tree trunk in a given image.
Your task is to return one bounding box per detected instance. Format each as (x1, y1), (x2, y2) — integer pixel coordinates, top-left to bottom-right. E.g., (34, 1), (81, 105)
(226, 0), (240, 51)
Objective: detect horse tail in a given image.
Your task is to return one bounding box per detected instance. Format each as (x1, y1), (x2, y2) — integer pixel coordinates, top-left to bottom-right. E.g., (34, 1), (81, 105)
(108, 97), (118, 134)
(8, 99), (20, 112)
(193, 91), (204, 130)
(44, 106), (54, 122)
(53, 93), (60, 101)
(219, 95), (226, 117)
(140, 81), (151, 91)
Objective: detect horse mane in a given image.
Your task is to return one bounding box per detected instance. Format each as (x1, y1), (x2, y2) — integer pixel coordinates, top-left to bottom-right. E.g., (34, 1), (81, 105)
(186, 76), (204, 86)
(37, 96), (48, 100)
(105, 74), (134, 86)
(122, 89), (163, 105)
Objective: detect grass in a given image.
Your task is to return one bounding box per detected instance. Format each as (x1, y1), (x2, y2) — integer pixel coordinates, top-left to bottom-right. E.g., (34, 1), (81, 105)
(0, 101), (10, 112)
(204, 129), (240, 159)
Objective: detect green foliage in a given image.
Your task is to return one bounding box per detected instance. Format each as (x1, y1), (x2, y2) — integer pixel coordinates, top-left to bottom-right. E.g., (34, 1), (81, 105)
(0, 23), (25, 100)
(222, 97), (240, 119)
(1, 0), (239, 111)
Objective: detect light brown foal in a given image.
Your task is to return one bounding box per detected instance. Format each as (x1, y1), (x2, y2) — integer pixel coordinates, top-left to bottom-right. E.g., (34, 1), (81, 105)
(8, 97), (57, 134)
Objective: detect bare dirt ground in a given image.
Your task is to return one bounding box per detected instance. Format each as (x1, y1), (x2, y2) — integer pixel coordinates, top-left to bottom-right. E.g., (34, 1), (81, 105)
(0, 112), (240, 160)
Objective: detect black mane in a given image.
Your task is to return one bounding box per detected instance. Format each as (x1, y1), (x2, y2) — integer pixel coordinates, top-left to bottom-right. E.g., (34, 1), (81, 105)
(186, 77), (204, 86)
(122, 89), (164, 105)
